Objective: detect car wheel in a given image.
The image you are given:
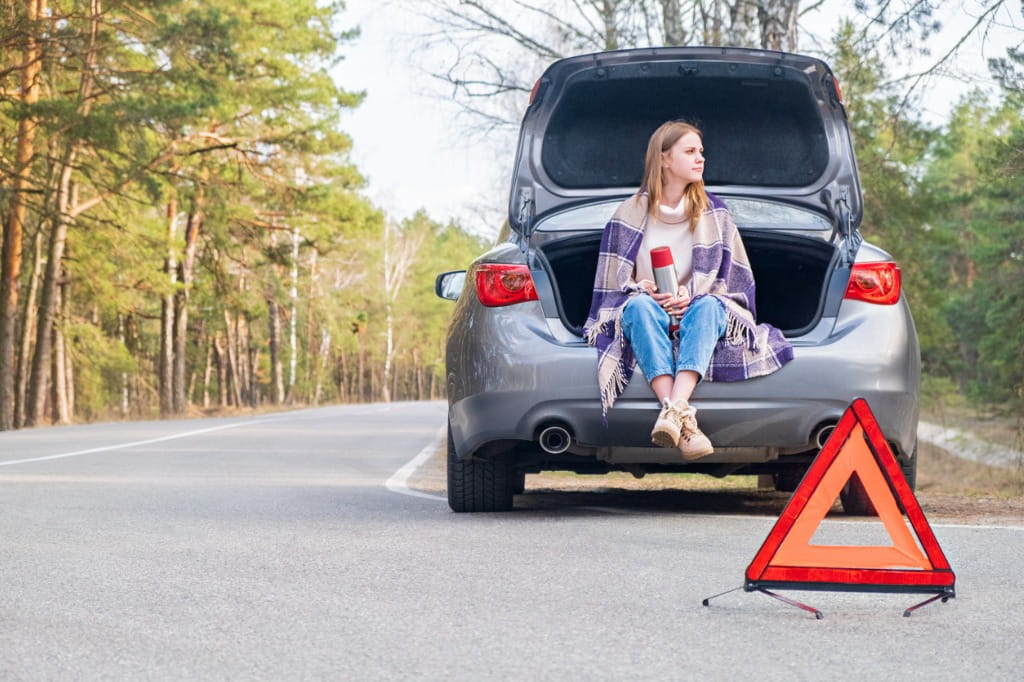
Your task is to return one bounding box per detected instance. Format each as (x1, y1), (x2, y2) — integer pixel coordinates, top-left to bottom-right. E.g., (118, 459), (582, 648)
(839, 472), (876, 516)
(840, 445), (918, 516)
(900, 445), (918, 491)
(446, 427), (515, 513)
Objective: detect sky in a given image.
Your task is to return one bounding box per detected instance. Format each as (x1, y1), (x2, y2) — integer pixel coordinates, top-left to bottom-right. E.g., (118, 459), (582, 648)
(332, 1), (1024, 233)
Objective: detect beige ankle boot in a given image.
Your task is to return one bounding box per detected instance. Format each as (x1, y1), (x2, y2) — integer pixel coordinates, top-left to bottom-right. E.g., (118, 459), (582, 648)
(651, 398), (685, 448)
(676, 404), (714, 460)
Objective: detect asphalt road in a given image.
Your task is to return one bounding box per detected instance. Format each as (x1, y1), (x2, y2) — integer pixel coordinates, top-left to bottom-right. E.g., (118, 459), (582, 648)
(1, 401), (1021, 680)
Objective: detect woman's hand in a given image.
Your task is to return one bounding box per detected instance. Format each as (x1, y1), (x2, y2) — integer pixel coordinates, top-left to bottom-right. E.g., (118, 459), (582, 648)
(637, 279), (657, 294)
(652, 287), (690, 317)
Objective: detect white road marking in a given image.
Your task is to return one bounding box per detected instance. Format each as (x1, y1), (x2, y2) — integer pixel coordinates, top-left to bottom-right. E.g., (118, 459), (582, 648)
(582, 509), (1024, 529)
(930, 521), (1024, 531)
(0, 419), (272, 467)
(385, 426), (446, 501)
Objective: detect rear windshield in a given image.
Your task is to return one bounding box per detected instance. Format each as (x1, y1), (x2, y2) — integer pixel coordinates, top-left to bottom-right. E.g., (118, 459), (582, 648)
(535, 197), (832, 232)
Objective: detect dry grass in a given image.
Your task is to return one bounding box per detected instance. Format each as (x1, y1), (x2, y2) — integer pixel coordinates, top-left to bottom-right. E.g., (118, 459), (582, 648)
(917, 441), (1024, 498)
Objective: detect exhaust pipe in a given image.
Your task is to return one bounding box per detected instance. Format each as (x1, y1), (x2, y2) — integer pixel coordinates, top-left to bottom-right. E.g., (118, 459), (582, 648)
(538, 425), (572, 455)
(815, 423), (836, 449)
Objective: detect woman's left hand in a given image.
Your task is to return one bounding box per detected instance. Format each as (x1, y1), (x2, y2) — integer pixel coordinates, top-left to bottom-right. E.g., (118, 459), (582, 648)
(653, 288), (690, 317)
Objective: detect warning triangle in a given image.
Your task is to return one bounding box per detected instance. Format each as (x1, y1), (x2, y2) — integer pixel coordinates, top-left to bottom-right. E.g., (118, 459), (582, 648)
(745, 398), (955, 593)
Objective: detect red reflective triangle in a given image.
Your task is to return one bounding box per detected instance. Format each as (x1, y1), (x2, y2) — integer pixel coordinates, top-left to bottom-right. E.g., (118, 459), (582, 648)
(746, 398), (955, 592)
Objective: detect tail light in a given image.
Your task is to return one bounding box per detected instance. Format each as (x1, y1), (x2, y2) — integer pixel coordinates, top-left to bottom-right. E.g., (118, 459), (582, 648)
(845, 262), (901, 305)
(475, 264), (539, 307)
(529, 78), (542, 104)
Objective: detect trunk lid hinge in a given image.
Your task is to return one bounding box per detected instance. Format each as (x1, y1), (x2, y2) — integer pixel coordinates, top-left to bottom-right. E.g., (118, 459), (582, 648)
(825, 186), (861, 264)
(515, 187), (535, 248)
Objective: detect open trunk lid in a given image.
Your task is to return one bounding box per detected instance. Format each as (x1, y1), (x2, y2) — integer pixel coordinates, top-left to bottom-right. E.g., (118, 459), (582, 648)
(508, 47), (862, 241)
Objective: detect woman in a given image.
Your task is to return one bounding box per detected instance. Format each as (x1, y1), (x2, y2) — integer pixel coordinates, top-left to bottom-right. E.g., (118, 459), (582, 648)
(583, 120), (793, 460)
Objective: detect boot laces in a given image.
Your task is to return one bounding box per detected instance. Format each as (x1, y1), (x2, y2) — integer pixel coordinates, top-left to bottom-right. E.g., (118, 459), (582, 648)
(662, 399), (696, 430)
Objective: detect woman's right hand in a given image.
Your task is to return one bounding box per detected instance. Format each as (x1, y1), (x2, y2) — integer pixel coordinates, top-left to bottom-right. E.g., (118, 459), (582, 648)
(637, 279), (657, 294)
(652, 287), (690, 317)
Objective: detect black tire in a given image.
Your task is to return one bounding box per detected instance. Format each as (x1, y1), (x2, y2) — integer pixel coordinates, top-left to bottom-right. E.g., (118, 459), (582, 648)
(900, 445), (918, 491)
(512, 469), (527, 495)
(840, 445), (918, 516)
(446, 427), (515, 512)
(840, 472), (876, 516)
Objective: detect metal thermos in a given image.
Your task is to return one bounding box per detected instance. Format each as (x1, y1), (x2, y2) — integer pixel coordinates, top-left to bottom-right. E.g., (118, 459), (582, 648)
(650, 246), (680, 334)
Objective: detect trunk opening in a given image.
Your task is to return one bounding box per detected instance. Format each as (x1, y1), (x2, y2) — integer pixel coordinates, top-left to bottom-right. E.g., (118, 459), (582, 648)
(539, 230), (837, 337)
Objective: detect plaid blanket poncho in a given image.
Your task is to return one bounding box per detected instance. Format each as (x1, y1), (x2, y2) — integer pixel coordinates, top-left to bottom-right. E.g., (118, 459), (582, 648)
(583, 191), (794, 416)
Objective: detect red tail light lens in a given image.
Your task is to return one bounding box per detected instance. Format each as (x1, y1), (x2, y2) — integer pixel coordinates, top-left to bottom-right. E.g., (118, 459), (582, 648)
(845, 262), (901, 305)
(529, 78), (541, 104)
(475, 264), (539, 307)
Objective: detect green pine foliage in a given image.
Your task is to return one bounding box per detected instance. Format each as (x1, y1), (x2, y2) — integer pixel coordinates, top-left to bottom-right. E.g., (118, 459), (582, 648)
(2, 3), (1021, 426)
(0, 0), (486, 426)
(830, 21), (1023, 413)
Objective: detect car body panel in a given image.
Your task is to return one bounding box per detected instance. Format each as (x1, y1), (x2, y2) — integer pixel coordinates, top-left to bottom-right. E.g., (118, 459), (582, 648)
(446, 282), (919, 464)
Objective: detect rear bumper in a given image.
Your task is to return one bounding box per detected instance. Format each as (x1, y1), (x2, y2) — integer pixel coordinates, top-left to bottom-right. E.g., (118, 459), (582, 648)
(447, 298), (920, 463)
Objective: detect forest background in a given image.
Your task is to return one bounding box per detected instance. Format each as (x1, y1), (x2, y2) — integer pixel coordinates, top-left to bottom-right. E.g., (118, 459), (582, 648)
(1, 0), (1021, 432)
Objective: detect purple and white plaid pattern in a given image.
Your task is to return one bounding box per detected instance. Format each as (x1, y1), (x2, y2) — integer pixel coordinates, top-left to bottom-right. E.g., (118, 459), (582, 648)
(584, 192), (794, 416)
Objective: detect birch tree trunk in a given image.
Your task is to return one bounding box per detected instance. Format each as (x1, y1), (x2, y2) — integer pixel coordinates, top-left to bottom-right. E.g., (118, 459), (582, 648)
(268, 299), (284, 404)
(64, 309), (75, 418)
(26, 171), (75, 426)
(599, 0), (621, 49)
(304, 248), (319, 404)
(159, 195), (178, 417)
(313, 329), (329, 405)
(288, 227), (299, 402)
(202, 341), (213, 409)
(660, 0), (685, 46)
(1, 0), (45, 430)
(338, 351), (349, 403)
(172, 206), (202, 414)
(382, 222), (393, 404)
(214, 334), (228, 407)
(235, 314), (247, 407)
(14, 228), (43, 427)
(51, 277), (70, 425)
(758, 0), (799, 51)
(119, 314), (129, 417)
(223, 312), (242, 407)
(244, 315), (258, 407)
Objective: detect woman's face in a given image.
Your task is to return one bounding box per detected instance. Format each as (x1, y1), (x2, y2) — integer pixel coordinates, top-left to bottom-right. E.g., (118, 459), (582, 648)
(661, 131), (704, 186)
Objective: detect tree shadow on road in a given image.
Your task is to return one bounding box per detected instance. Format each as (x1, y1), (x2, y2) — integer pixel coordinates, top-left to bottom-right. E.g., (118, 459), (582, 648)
(512, 486), (800, 517)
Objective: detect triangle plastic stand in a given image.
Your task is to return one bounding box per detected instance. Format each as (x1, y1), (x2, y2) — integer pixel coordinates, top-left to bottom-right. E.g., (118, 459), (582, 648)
(703, 398), (955, 618)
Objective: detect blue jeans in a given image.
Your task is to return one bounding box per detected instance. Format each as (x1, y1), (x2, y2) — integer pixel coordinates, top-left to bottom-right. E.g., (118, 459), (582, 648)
(621, 294), (728, 383)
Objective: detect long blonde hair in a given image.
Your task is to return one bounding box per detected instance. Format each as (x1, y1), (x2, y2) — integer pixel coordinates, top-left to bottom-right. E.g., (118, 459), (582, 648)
(639, 120), (709, 225)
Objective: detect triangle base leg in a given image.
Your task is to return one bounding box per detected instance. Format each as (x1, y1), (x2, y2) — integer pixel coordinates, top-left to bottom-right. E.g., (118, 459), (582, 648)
(758, 588), (824, 619)
(701, 585), (743, 607)
(903, 589), (955, 617)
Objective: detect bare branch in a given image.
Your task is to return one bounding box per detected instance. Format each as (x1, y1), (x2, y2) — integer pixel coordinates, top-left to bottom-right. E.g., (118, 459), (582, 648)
(434, 0), (565, 59)
(797, 0), (828, 17)
(886, 1), (1007, 114)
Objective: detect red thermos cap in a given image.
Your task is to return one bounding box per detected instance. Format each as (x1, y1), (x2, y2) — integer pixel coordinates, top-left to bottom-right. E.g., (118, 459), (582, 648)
(650, 246), (674, 269)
